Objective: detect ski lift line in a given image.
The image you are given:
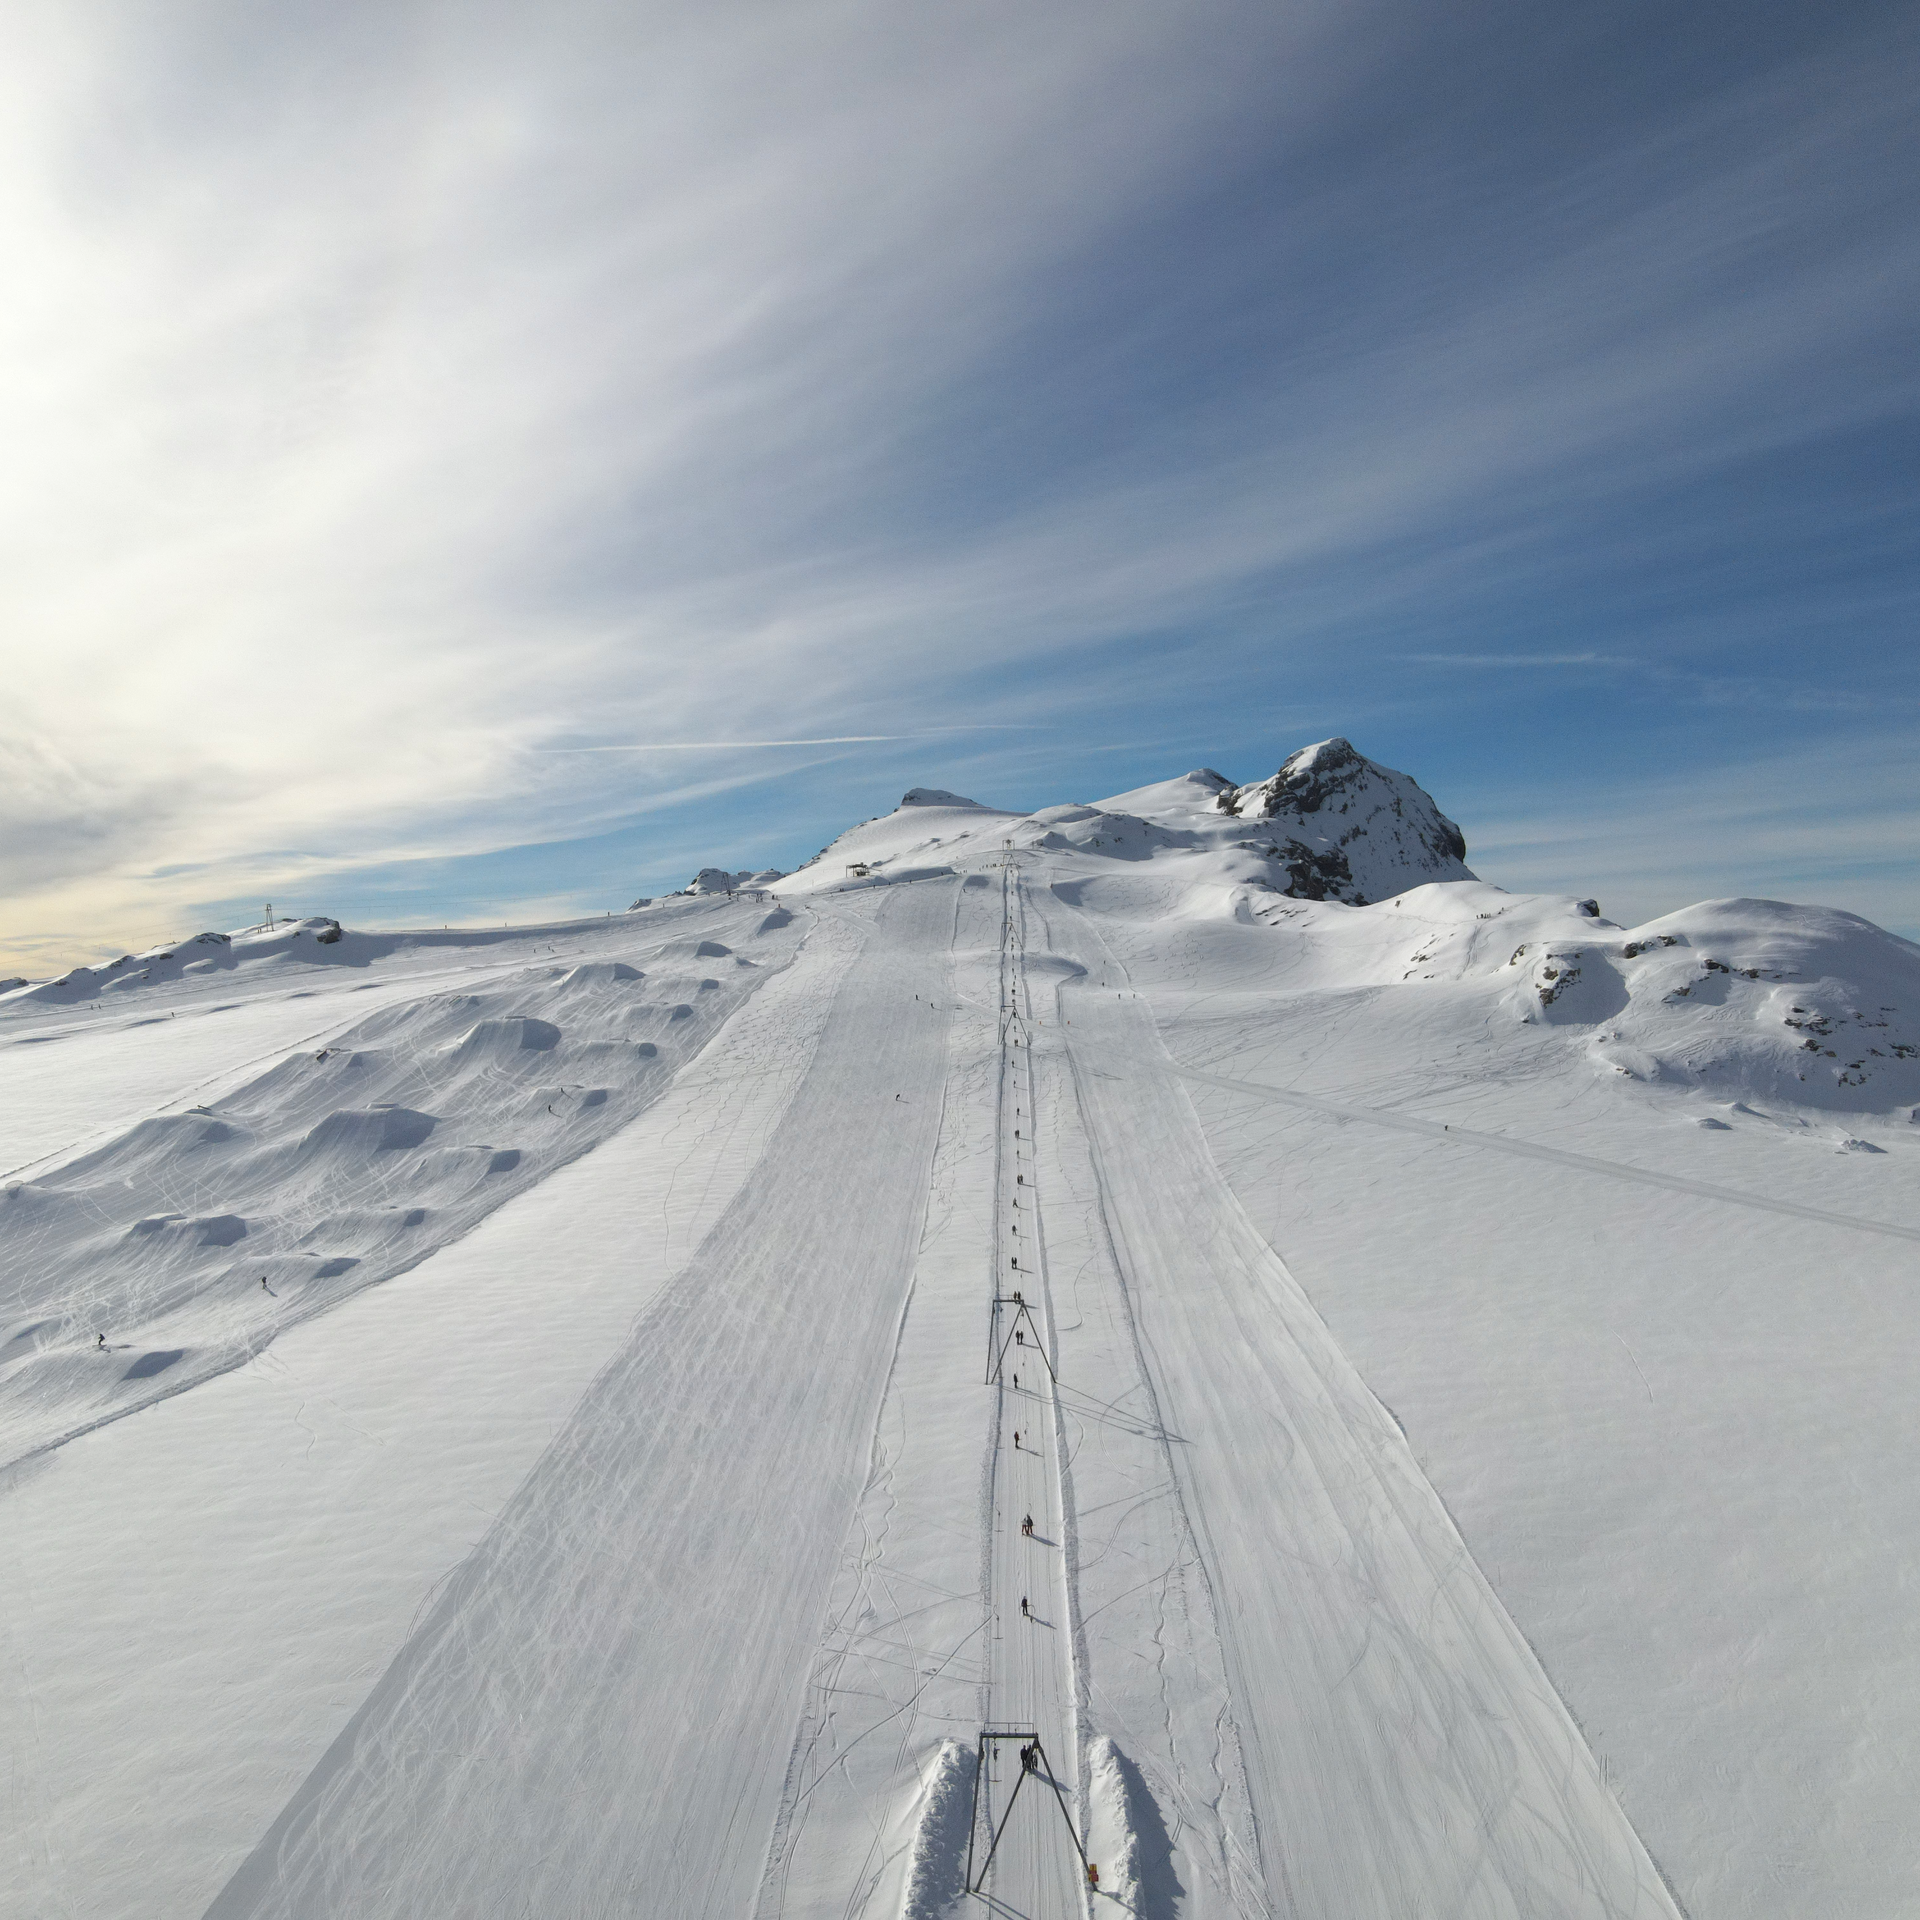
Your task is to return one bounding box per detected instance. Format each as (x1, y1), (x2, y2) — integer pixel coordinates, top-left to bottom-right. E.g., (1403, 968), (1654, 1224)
(987, 1296), (1057, 1386)
(983, 866), (1085, 1892)
(965, 1732), (1094, 1895)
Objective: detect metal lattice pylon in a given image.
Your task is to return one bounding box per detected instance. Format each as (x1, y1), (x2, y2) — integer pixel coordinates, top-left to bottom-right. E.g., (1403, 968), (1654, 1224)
(986, 1292), (1055, 1385)
(965, 1730), (1091, 1894)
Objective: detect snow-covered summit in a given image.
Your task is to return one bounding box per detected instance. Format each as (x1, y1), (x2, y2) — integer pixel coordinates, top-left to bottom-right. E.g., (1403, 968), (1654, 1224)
(899, 787), (990, 809)
(774, 789), (1025, 893)
(1093, 768), (1234, 815)
(757, 739), (1472, 907)
(1205, 737), (1471, 903)
(1020, 739), (1469, 905)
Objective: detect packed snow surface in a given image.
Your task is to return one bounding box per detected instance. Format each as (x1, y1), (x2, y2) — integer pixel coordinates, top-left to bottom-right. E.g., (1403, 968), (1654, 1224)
(4, 738), (1919, 1919)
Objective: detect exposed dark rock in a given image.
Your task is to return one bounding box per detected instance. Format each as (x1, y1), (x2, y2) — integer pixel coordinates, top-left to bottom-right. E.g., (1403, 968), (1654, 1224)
(1215, 737), (1473, 904)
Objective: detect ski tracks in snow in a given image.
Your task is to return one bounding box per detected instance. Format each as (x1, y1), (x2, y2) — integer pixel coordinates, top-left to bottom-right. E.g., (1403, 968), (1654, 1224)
(1024, 883), (1268, 1920)
(205, 885), (959, 1920)
(751, 879), (991, 1920)
(171, 863), (1684, 1918)
(1157, 1061), (1920, 1246)
(1043, 883), (1681, 1920)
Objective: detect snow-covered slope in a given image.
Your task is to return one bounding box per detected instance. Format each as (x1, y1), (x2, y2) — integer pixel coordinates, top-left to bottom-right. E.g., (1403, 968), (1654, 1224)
(1179, 875), (1920, 1120)
(679, 865), (787, 894)
(0, 909), (799, 1470)
(773, 785), (1025, 892)
(5, 738), (1918, 1920)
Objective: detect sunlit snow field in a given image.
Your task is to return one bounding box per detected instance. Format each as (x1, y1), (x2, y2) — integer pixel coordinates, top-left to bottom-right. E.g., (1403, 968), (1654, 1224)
(4, 746), (1917, 1919)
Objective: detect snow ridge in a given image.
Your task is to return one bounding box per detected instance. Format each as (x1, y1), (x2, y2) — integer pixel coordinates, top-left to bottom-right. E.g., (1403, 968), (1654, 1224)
(0, 911), (801, 1470)
(899, 1740), (975, 1920)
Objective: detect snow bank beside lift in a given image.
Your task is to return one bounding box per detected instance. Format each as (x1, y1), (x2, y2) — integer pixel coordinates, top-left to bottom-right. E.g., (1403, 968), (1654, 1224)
(1083, 1738), (1183, 1917)
(899, 1740), (975, 1920)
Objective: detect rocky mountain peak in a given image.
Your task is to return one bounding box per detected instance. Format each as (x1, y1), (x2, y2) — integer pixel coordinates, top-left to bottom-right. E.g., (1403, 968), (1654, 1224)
(1214, 736), (1473, 904)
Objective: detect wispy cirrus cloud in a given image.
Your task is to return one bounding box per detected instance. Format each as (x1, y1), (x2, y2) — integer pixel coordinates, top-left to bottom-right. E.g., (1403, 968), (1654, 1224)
(1462, 731), (1920, 939)
(1400, 654), (1633, 669)
(538, 739), (901, 752)
(0, 3), (1914, 970)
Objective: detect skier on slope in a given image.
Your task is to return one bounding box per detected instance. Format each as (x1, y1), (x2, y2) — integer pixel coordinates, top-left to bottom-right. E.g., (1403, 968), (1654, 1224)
(1020, 1596), (1029, 1619)
(1013, 1432), (1021, 1449)
(1022, 1514), (1033, 1536)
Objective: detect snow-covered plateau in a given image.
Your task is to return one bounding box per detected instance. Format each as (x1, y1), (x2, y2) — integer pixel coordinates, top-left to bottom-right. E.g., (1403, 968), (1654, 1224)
(4, 738), (1918, 1919)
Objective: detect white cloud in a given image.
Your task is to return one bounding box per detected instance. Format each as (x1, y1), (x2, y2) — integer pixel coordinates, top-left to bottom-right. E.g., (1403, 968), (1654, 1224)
(0, 3), (1912, 970)
(1463, 735), (1920, 940)
(1400, 654), (1632, 669)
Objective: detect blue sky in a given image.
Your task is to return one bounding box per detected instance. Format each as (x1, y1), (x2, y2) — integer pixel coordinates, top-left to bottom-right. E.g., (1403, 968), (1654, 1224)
(2, 0), (1915, 972)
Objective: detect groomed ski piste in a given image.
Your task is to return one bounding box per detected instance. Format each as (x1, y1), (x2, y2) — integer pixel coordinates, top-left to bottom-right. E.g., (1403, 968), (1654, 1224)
(5, 739), (1920, 1918)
